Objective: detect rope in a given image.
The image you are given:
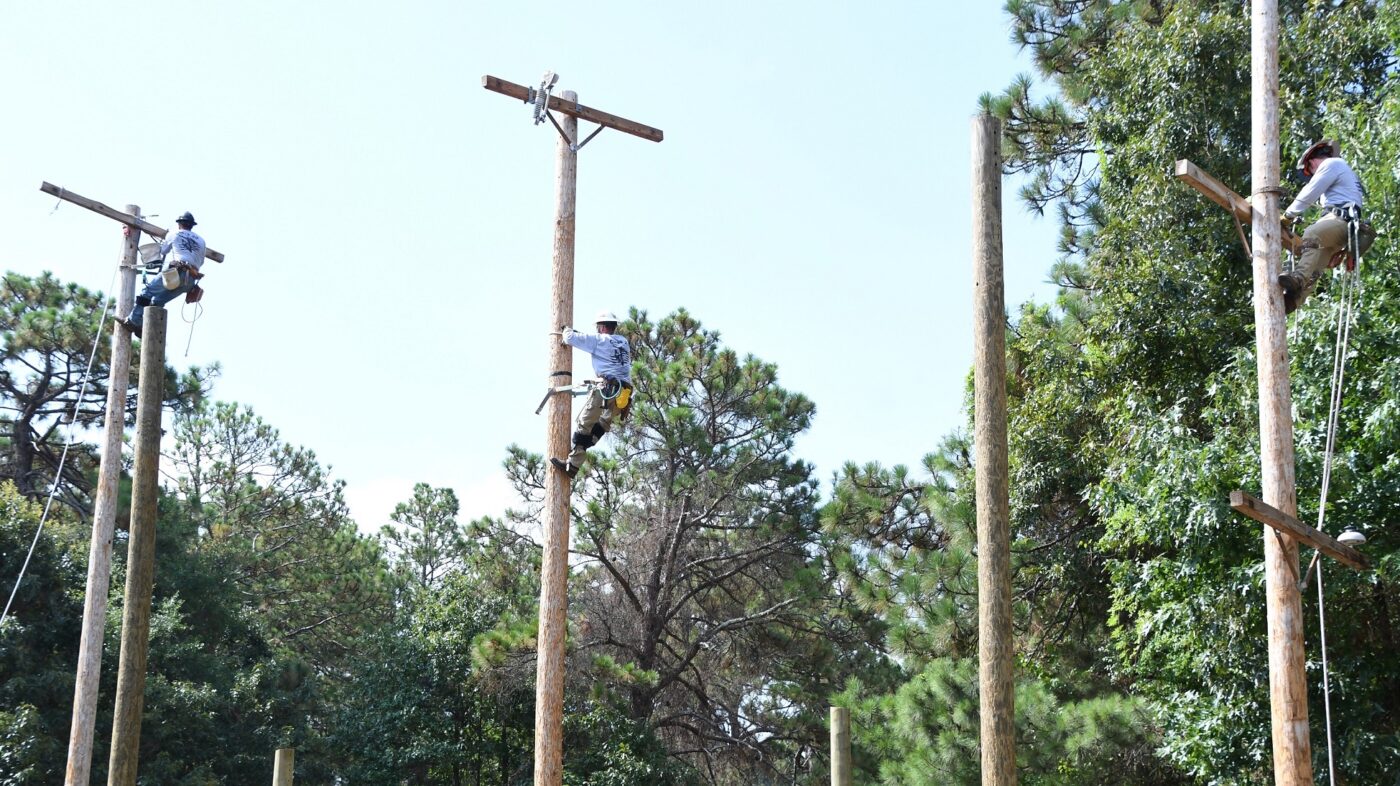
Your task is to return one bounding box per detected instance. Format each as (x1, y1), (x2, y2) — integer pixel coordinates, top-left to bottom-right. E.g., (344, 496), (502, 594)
(1, 264), (119, 630)
(1308, 222), (1364, 786)
(181, 299), (203, 358)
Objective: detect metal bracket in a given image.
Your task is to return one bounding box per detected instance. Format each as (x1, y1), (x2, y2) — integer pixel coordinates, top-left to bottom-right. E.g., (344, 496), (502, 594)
(573, 125), (606, 152)
(545, 110), (575, 147)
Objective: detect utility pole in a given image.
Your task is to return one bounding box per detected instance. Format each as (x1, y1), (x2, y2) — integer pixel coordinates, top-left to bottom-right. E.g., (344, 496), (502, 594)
(107, 306), (166, 786)
(1250, 2), (1312, 782)
(971, 112), (1016, 786)
(829, 706), (852, 786)
(38, 183), (224, 786)
(64, 205), (139, 786)
(272, 748), (295, 786)
(482, 74), (662, 786)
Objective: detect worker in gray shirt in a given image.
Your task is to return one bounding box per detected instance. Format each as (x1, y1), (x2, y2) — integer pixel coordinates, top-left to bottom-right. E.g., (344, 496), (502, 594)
(1279, 140), (1376, 313)
(121, 211), (206, 337)
(551, 310), (633, 479)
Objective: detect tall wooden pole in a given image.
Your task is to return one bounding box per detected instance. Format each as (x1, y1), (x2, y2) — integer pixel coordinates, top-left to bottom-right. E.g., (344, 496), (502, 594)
(65, 209), (140, 786)
(107, 308), (167, 786)
(272, 748), (295, 786)
(1251, 2), (1312, 783)
(533, 89), (578, 786)
(829, 706), (852, 786)
(972, 112), (1016, 786)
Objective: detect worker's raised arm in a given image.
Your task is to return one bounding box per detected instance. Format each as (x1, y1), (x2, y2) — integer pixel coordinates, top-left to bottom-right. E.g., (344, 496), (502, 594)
(1285, 158), (1344, 217)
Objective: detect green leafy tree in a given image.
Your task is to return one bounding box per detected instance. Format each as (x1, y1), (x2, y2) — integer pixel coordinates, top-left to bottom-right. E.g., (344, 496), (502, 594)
(0, 482), (81, 784)
(972, 0), (1400, 781)
(169, 400), (394, 674)
(497, 310), (870, 784)
(0, 271), (215, 512)
(381, 483), (468, 589)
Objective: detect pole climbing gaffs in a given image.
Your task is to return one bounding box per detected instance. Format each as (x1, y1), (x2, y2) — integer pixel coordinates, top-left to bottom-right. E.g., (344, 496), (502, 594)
(482, 72), (661, 786)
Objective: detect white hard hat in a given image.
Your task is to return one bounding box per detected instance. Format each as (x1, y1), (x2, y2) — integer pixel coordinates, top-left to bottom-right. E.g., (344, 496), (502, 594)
(595, 310), (620, 324)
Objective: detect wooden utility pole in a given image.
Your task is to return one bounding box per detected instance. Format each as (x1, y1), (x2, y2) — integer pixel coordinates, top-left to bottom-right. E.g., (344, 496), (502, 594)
(107, 307), (167, 786)
(64, 205), (140, 786)
(482, 74), (661, 786)
(1251, 2), (1312, 783)
(39, 182), (224, 786)
(272, 748), (295, 786)
(829, 706), (852, 786)
(971, 112), (1016, 786)
(535, 87), (578, 786)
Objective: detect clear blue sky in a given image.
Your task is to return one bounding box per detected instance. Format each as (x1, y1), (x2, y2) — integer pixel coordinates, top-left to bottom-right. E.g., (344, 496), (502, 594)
(0, 1), (1060, 529)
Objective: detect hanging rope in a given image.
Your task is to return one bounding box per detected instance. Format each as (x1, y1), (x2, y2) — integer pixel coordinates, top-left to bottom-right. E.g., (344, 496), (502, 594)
(181, 299), (203, 358)
(1, 265), (119, 630)
(1306, 221), (1365, 786)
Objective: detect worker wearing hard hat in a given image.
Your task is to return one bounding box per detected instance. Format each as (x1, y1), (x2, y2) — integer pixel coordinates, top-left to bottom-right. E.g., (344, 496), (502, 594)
(120, 211), (206, 337)
(551, 310), (634, 479)
(1279, 140), (1376, 313)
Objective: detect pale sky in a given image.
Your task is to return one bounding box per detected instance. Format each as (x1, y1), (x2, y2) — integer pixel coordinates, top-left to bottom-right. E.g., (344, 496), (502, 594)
(1, 1), (1060, 531)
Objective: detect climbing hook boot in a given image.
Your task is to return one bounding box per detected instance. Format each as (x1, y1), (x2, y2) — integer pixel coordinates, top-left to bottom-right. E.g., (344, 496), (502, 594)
(119, 318), (142, 338)
(550, 458), (578, 478)
(1278, 272), (1305, 314)
(1278, 271), (1304, 294)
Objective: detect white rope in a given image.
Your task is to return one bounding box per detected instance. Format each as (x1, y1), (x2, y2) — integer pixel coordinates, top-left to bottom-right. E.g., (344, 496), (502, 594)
(1, 266), (119, 630)
(181, 299), (203, 358)
(1310, 228), (1363, 786)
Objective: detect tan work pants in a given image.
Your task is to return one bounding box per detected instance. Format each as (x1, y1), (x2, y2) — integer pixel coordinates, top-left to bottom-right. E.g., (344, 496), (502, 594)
(567, 387), (617, 468)
(1293, 214), (1376, 309)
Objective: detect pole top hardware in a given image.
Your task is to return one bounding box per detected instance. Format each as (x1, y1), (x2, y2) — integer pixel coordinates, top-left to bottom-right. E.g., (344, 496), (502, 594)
(482, 74), (664, 144)
(531, 71), (559, 125)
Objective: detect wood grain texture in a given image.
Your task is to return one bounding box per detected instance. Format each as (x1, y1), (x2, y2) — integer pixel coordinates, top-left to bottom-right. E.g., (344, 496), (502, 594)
(1230, 491), (1369, 570)
(829, 707), (851, 786)
(65, 207), (140, 786)
(972, 113), (1016, 786)
(272, 748), (295, 786)
(482, 76), (663, 143)
(533, 91), (578, 786)
(40, 182), (227, 263)
(1251, 2), (1313, 782)
(107, 308), (167, 786)
(1173, 160), (1303, 254)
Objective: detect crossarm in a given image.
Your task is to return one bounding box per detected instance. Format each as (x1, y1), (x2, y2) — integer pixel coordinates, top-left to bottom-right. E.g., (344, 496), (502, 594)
(1229, 490), (1369, 571)
(481, 75), (663, 143)
(40, 182), (227, 263)
(1174, 160), (1303, 255)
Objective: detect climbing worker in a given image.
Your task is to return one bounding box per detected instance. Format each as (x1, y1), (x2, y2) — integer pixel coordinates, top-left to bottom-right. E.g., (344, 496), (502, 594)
(550, 310), (633, 479)
(120, 211), (206, 337)
(1279, 140), (1376, 313)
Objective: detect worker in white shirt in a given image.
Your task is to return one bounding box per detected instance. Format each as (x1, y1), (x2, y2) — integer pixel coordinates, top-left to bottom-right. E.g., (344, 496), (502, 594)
(550, 310), (633, 479)
(1279, 140), (1376, 313)
(121, 211), (207, 337)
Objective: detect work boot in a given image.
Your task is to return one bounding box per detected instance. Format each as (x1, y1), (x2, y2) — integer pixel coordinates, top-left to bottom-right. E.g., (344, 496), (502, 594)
(119, 318), (142, 338)
(1278, 272), (1305, 315)
(549, 458), (578, 479)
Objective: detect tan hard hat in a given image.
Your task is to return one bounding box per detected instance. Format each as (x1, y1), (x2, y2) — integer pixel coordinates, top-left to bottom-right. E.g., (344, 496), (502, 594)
(1296, 139), (1338, 170)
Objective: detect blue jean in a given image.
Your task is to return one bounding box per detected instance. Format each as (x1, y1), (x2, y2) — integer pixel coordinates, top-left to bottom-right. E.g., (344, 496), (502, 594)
(127, 269), (196, 328)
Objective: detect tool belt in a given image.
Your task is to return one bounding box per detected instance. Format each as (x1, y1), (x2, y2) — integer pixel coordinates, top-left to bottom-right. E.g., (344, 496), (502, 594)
(599, 378), (633, 408)
(172, 262), (205, 280)
(1323, 204), (1361, 222)
(600, 378), (634, 416)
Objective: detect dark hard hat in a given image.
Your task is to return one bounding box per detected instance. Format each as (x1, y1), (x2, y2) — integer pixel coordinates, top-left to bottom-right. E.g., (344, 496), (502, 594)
(1296, 139), (1338, 170)
(176, 211), (197, 226)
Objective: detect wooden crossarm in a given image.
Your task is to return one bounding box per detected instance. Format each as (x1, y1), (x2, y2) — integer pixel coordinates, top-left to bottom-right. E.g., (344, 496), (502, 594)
(1174, 160), (1303, 255)
(40, 182), (227, 263)
(1229, 490), (1370, 571)
(481, 75), (664, 144)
